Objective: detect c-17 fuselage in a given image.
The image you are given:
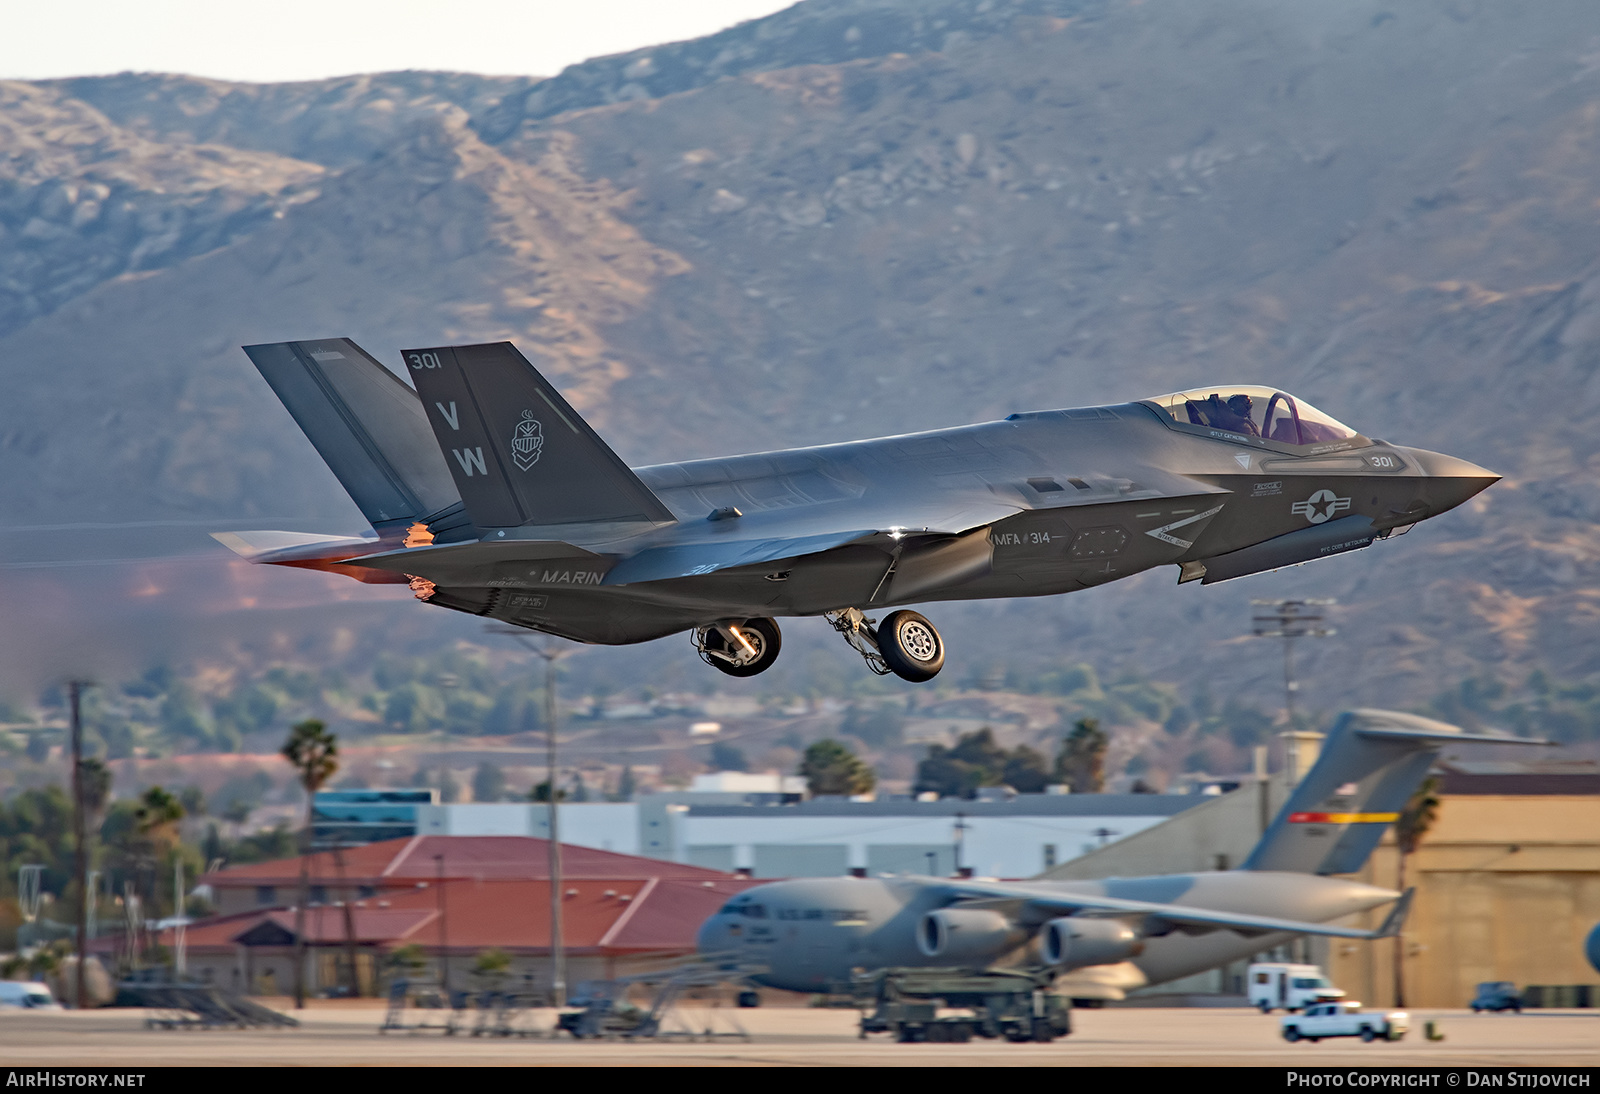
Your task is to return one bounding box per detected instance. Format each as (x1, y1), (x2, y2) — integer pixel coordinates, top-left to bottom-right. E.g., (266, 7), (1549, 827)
(228, 341), (1497, 684)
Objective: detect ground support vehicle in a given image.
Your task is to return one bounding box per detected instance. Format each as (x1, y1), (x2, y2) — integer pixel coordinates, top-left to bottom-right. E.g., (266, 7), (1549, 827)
(1248, 963), (1345, 1013)
(1471, 982), (1522, 1012)
(852, 967), (1070, 1044)
(1281, 1001), (1407, 1043)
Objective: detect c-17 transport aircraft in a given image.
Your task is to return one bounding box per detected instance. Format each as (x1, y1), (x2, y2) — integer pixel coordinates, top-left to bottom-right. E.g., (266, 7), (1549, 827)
(219, 338), (1496, 682)
(696, 711), (1550, 1001)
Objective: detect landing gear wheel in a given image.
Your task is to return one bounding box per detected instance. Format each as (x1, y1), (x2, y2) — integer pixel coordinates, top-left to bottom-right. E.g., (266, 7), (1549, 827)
(697, 617), (782, 677)
(876, 610), (945, 682)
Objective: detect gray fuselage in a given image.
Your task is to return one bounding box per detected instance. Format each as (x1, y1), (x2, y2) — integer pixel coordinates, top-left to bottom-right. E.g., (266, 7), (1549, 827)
(424, 399), (1494, 644)
(695, 872), (1398, 993)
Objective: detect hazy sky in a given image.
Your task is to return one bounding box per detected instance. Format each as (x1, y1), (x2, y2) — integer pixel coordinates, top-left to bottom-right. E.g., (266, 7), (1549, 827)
(1, 0), (797, 83)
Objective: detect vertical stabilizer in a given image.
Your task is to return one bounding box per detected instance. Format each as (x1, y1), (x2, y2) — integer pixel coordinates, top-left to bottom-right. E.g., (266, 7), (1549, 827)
(402, 342), (676, 529)
(1243, 709), (1551, 875)
(244, 339), (461, 532)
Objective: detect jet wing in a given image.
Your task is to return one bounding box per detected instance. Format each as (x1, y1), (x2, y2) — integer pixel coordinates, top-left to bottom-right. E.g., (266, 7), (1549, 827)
(346, 539), (606, 585)
(600, 529), (878, 585)
(944, 879), (1410, 940)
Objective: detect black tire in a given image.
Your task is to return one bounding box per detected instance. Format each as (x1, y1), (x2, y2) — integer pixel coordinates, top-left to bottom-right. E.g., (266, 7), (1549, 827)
(1259, 1004), (1274, 1015)
(1361, 1027), (1376, 1042)
(1283, 1027), (1301, 1042)
(876, 610), (945, 682)
(704, 617), (782, 677)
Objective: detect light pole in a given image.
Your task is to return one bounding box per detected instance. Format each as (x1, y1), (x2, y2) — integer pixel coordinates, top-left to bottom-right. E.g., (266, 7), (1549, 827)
(69, 680), (91, 1009)
(487, 626), (576, 1007)
(1250, 599), (1336, 729)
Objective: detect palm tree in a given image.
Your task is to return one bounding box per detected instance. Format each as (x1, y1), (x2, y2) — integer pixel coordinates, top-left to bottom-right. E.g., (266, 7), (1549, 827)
(1392, 775), (1440, 1008)
(281, 720), (338, 1009)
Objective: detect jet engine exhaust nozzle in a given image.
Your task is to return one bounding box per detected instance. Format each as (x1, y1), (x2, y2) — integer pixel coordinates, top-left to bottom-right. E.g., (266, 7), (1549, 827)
(1040, 917), (1144, 970)
(916, 908), (1024, 964)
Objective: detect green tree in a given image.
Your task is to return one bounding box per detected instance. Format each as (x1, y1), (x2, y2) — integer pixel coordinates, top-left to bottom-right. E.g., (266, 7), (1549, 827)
(281, 720), (339, 1009)
(1392, 775), (1440, 1008)
(1002, 744), (1051, 794)
(472, 947), (512, 983)
(615, 766), (636, 802)
(1054, 718), (1109, 793)
(472, 762), (506, 803)
(913, 728), (1010, 799)
(710, 741), (748, 772)
(799, 740), (875, 797)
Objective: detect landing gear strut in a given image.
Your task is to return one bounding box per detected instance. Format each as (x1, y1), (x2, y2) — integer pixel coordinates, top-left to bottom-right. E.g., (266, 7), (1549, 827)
(693, 617), (782, 677)
(826, 608), (945, 683)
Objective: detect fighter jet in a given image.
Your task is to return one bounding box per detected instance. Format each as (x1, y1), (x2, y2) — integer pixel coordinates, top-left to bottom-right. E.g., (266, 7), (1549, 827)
(219, 339), (1496, 682)
(695, 711), (1549, 998)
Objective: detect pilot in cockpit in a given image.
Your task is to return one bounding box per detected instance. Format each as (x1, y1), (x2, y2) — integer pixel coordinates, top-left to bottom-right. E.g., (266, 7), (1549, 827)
(1189, 392), (1260, 436)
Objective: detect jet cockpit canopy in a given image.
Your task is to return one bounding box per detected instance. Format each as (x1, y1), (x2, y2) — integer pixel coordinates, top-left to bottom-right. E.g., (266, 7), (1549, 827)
(1144, 386), (1364, 450)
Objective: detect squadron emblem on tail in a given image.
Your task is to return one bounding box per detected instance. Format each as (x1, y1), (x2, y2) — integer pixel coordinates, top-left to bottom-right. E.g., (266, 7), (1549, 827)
(511, 410), (543, 471)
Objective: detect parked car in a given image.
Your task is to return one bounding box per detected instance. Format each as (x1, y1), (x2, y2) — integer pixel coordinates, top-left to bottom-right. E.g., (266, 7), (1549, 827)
(0, 981), (61, 1009)
(1248, 963), (1345, 1013)
(1470, 982), (1522, 1013)
(1281, 1001), (1407, 1043)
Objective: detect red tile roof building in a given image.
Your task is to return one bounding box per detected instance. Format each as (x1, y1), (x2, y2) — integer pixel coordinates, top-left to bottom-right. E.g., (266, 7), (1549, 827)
(176, 837), (756, 996)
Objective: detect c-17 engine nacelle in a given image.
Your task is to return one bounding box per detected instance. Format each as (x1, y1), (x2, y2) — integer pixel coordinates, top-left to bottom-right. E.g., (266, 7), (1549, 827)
(916, 908), (1027, 964)
(1040, 917), (1144, 970)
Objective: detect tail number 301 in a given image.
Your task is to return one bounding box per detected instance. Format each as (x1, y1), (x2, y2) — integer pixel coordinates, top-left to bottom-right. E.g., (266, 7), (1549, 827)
(408, 352), (443, 370)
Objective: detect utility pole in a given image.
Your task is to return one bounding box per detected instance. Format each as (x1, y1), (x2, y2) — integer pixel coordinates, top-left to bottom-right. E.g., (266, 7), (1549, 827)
(434, 853), (448, 996)
(487, 627), (575, 1007)
(69, 680), (89, 1009)
(1251, 599), (1336, 728)
(952, 812), (968, 876)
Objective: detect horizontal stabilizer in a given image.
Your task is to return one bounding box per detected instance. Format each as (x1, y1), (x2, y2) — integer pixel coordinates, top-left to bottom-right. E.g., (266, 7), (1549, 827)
(211, 530), (376, 563)
(402, 342), (676, 529)
(1245, 709), (1553, 875)
(243, 339), (460, 531)
(210, 529), (409, 585)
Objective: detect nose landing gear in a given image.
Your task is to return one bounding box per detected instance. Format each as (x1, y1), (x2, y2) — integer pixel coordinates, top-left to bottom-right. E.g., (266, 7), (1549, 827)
(825, 608), (945, 683)
(693, 617), (782, 677)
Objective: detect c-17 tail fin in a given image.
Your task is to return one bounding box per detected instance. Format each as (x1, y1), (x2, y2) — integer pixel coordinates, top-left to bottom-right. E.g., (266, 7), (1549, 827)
(402, 342), (677, 530)
(243, 338), (462, 536)
(1243, 709), (1553, 875)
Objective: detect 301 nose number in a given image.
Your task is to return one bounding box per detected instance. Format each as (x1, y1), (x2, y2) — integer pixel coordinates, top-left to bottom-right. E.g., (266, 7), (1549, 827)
(407, 352), (443, 369)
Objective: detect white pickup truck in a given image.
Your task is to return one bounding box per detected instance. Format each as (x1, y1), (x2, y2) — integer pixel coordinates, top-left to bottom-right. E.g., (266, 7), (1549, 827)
(1281, 1001), (1408, 1043)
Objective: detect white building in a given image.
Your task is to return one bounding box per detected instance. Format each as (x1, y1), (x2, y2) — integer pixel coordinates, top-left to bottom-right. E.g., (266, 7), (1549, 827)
(416, 792), (1198, 879)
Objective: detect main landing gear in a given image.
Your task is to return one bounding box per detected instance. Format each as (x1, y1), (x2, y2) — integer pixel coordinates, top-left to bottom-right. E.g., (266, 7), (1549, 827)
(826, 607), (945, 683)
(692, 610), (947, 683)
(693, 617), (782, 677)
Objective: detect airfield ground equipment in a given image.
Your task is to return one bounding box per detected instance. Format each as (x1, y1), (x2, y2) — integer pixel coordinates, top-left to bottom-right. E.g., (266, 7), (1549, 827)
(850, 967), (1070, 1044)
(1280, 1001), (1407, 1043)
(1470, 981), (1522, 1013)
(120, 982), (299, 1030)
(557, 958), (765, 1041)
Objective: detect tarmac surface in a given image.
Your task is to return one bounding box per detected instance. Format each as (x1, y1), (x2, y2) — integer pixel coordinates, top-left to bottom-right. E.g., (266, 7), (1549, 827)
(0, 1003), (1596, 1067)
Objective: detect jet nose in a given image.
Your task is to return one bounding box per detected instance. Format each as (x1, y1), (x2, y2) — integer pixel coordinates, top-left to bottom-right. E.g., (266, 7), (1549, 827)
(1397, 447), (1500, 518)
(696, 915), (730, 956)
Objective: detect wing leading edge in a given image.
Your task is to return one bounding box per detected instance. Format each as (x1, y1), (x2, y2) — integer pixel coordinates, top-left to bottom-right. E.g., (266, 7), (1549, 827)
(943, 879), (1413, 941)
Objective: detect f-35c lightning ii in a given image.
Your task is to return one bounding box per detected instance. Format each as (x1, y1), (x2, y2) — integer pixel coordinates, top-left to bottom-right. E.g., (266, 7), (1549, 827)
(219, 339), (1496, 682)
(695, 711), (1550, 999)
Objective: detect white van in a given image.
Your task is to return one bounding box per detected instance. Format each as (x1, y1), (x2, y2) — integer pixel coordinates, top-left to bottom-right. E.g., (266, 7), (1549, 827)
(0, 981), (60, 1009)
(1248, 963), (1344, 1014)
